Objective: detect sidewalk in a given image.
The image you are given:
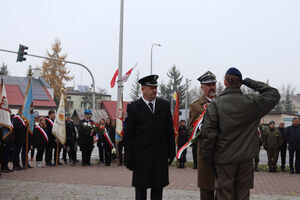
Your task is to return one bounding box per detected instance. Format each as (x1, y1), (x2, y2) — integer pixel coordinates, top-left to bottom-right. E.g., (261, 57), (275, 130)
(0, 160), (299, 199)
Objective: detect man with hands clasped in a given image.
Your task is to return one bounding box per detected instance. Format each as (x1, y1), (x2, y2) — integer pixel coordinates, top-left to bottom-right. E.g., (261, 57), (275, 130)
(124, 74), (176, 200)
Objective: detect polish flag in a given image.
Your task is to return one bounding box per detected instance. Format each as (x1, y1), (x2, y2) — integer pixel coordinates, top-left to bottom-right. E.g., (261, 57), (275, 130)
(121, 67), (135, 83)
(110, 69), (119, 88)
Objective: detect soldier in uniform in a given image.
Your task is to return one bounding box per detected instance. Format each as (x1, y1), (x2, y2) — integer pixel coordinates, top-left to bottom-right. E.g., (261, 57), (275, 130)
(124, 74), (176, 200)
(177, 120), (189, 168)
(263, 121), (282, 172)
(45, 110), (56, 166)
(201, 67), (280, 200)
(254, 125), (263, 172)
(277, 121), (287, 171)
(78, 110), (95, 166)
(189, 71), (217, 200)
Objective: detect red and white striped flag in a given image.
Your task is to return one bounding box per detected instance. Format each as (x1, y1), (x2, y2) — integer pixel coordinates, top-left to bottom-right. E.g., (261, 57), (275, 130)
(122, 67), (135, 82)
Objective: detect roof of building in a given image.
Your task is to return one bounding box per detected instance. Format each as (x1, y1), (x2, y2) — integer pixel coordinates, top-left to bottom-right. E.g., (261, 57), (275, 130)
(1, 76), (56, 108)
(101, 100), (129, 120)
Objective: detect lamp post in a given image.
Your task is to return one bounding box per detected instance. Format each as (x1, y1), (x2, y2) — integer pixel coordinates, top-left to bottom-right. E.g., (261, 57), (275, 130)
(150, 43), (161, 75)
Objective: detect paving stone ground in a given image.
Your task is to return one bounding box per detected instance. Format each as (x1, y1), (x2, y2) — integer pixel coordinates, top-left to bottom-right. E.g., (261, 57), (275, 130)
(0, 159), (299, 199)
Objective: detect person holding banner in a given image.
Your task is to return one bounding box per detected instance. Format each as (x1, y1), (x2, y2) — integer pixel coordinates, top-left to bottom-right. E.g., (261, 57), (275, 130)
(78, 110), (95, 166)
(33, 117), (48, 168)
(124, 74), (175, 200)
(189, 71), (217, 200)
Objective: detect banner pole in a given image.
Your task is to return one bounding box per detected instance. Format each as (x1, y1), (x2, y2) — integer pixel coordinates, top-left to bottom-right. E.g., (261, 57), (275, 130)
(56, 141), (59, 166)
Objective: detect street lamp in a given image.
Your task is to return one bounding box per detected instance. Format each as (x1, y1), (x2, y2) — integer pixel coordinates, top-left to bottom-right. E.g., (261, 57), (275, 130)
(150, 43), (162, 75)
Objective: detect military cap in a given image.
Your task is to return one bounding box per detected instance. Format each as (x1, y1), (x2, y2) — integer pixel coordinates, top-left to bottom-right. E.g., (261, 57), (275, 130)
(226, 67), (243, 82)
(197, 71), (216, 84)
(269, 121), (275, 125)
(138, 74), (159, 86)
(65, 113), (71, 117)
(84, 109), (92, 116)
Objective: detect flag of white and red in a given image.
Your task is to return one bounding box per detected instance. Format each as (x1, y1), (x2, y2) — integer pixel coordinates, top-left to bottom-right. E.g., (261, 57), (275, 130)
(0, 82), (13, 139)
(173, 92), (179, 139)
(110, 64), (137, 88)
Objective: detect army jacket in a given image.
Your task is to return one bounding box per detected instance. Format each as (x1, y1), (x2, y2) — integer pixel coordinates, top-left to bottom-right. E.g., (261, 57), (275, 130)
(201, 78), (280, 165)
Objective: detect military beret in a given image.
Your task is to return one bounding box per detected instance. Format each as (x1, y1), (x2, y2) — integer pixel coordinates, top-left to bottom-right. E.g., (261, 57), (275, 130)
(138, 74), (159, 86)
(197, 71), (216, 84)
(226, 67), (243, 82)
(269, 121), (275, 125)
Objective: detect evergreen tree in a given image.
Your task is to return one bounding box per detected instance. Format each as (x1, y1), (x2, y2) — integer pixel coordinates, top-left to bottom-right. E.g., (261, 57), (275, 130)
(0, 63), (9, 76)
(282, 85), (295, 114)
(130, 71), (141, 101)
(159, 65), (185, 108)
(41, 39), (73, 105)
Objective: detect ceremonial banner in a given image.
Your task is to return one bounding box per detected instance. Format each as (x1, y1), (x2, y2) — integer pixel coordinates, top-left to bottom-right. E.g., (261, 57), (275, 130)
(52, 94), (66, 145)
(115, 98), (123, 143)
(21, 77), (34, 134)
(0, 82), (13, 139)
(176, 106), (206, 160)
(173, 92), (179, 139)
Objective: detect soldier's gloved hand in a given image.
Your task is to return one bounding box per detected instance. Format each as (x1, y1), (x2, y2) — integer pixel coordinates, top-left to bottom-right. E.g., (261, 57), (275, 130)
(242, 78), (251, 87)
(168, 157), (174, 166)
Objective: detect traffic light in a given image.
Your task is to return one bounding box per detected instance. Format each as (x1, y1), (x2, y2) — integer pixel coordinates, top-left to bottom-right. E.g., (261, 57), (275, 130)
(16, 44), (28, 62)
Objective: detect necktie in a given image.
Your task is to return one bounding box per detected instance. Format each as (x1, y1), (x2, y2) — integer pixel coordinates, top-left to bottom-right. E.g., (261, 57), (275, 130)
(148, 102), (153, 112)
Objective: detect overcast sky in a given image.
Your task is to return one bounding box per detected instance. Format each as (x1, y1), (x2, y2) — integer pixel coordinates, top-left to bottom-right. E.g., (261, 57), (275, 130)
(1, 0), (300, 101)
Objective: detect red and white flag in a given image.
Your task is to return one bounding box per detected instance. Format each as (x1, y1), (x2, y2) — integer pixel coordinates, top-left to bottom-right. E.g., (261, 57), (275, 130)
(121, 67), (135, 82)
(110, 69), (119, 88)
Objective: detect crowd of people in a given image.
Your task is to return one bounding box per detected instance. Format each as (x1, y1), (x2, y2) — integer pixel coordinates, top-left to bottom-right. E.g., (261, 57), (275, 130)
(0, 109), (120, 173)
(1, 68), (300, 200)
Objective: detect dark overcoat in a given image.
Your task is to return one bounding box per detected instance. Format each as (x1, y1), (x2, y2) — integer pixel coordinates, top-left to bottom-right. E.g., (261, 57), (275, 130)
(77, 119), (94, 151)
(124, 97), (176, 188)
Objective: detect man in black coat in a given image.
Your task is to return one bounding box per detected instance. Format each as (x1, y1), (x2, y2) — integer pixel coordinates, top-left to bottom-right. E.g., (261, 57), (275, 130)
(63, 113), (77, 165)
(286, 117), (300, 174)
(45, 110), (56, 166)
(12, 109), (26, 170)
(124, 74), (176, 200)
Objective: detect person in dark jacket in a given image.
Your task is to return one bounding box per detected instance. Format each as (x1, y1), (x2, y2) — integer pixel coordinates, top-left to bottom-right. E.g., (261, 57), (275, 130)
(63, 113), (77, 165)
(12, 109), (27, 170)
(263, 121), (282, 172)
(201, 68), (280, 200)
(33, 117), (48, 167)
(124, 74), (176, 200)
(277, 121), (287, 171)
(78, 110), (95, 166)
(285, 117), (300, 174)
(45, 110), (56, 166)
(103, 117), (115, 166)
(96, 118), (105, 164)
(177, 120), (189, 168)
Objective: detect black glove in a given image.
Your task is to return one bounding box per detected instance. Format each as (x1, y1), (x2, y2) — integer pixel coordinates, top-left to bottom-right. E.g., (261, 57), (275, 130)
(168, 157), (174, 166)
(242, 78), (251, 87)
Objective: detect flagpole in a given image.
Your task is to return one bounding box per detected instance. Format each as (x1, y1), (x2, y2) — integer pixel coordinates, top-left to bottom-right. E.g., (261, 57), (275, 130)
(25, 128), (29, 170)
